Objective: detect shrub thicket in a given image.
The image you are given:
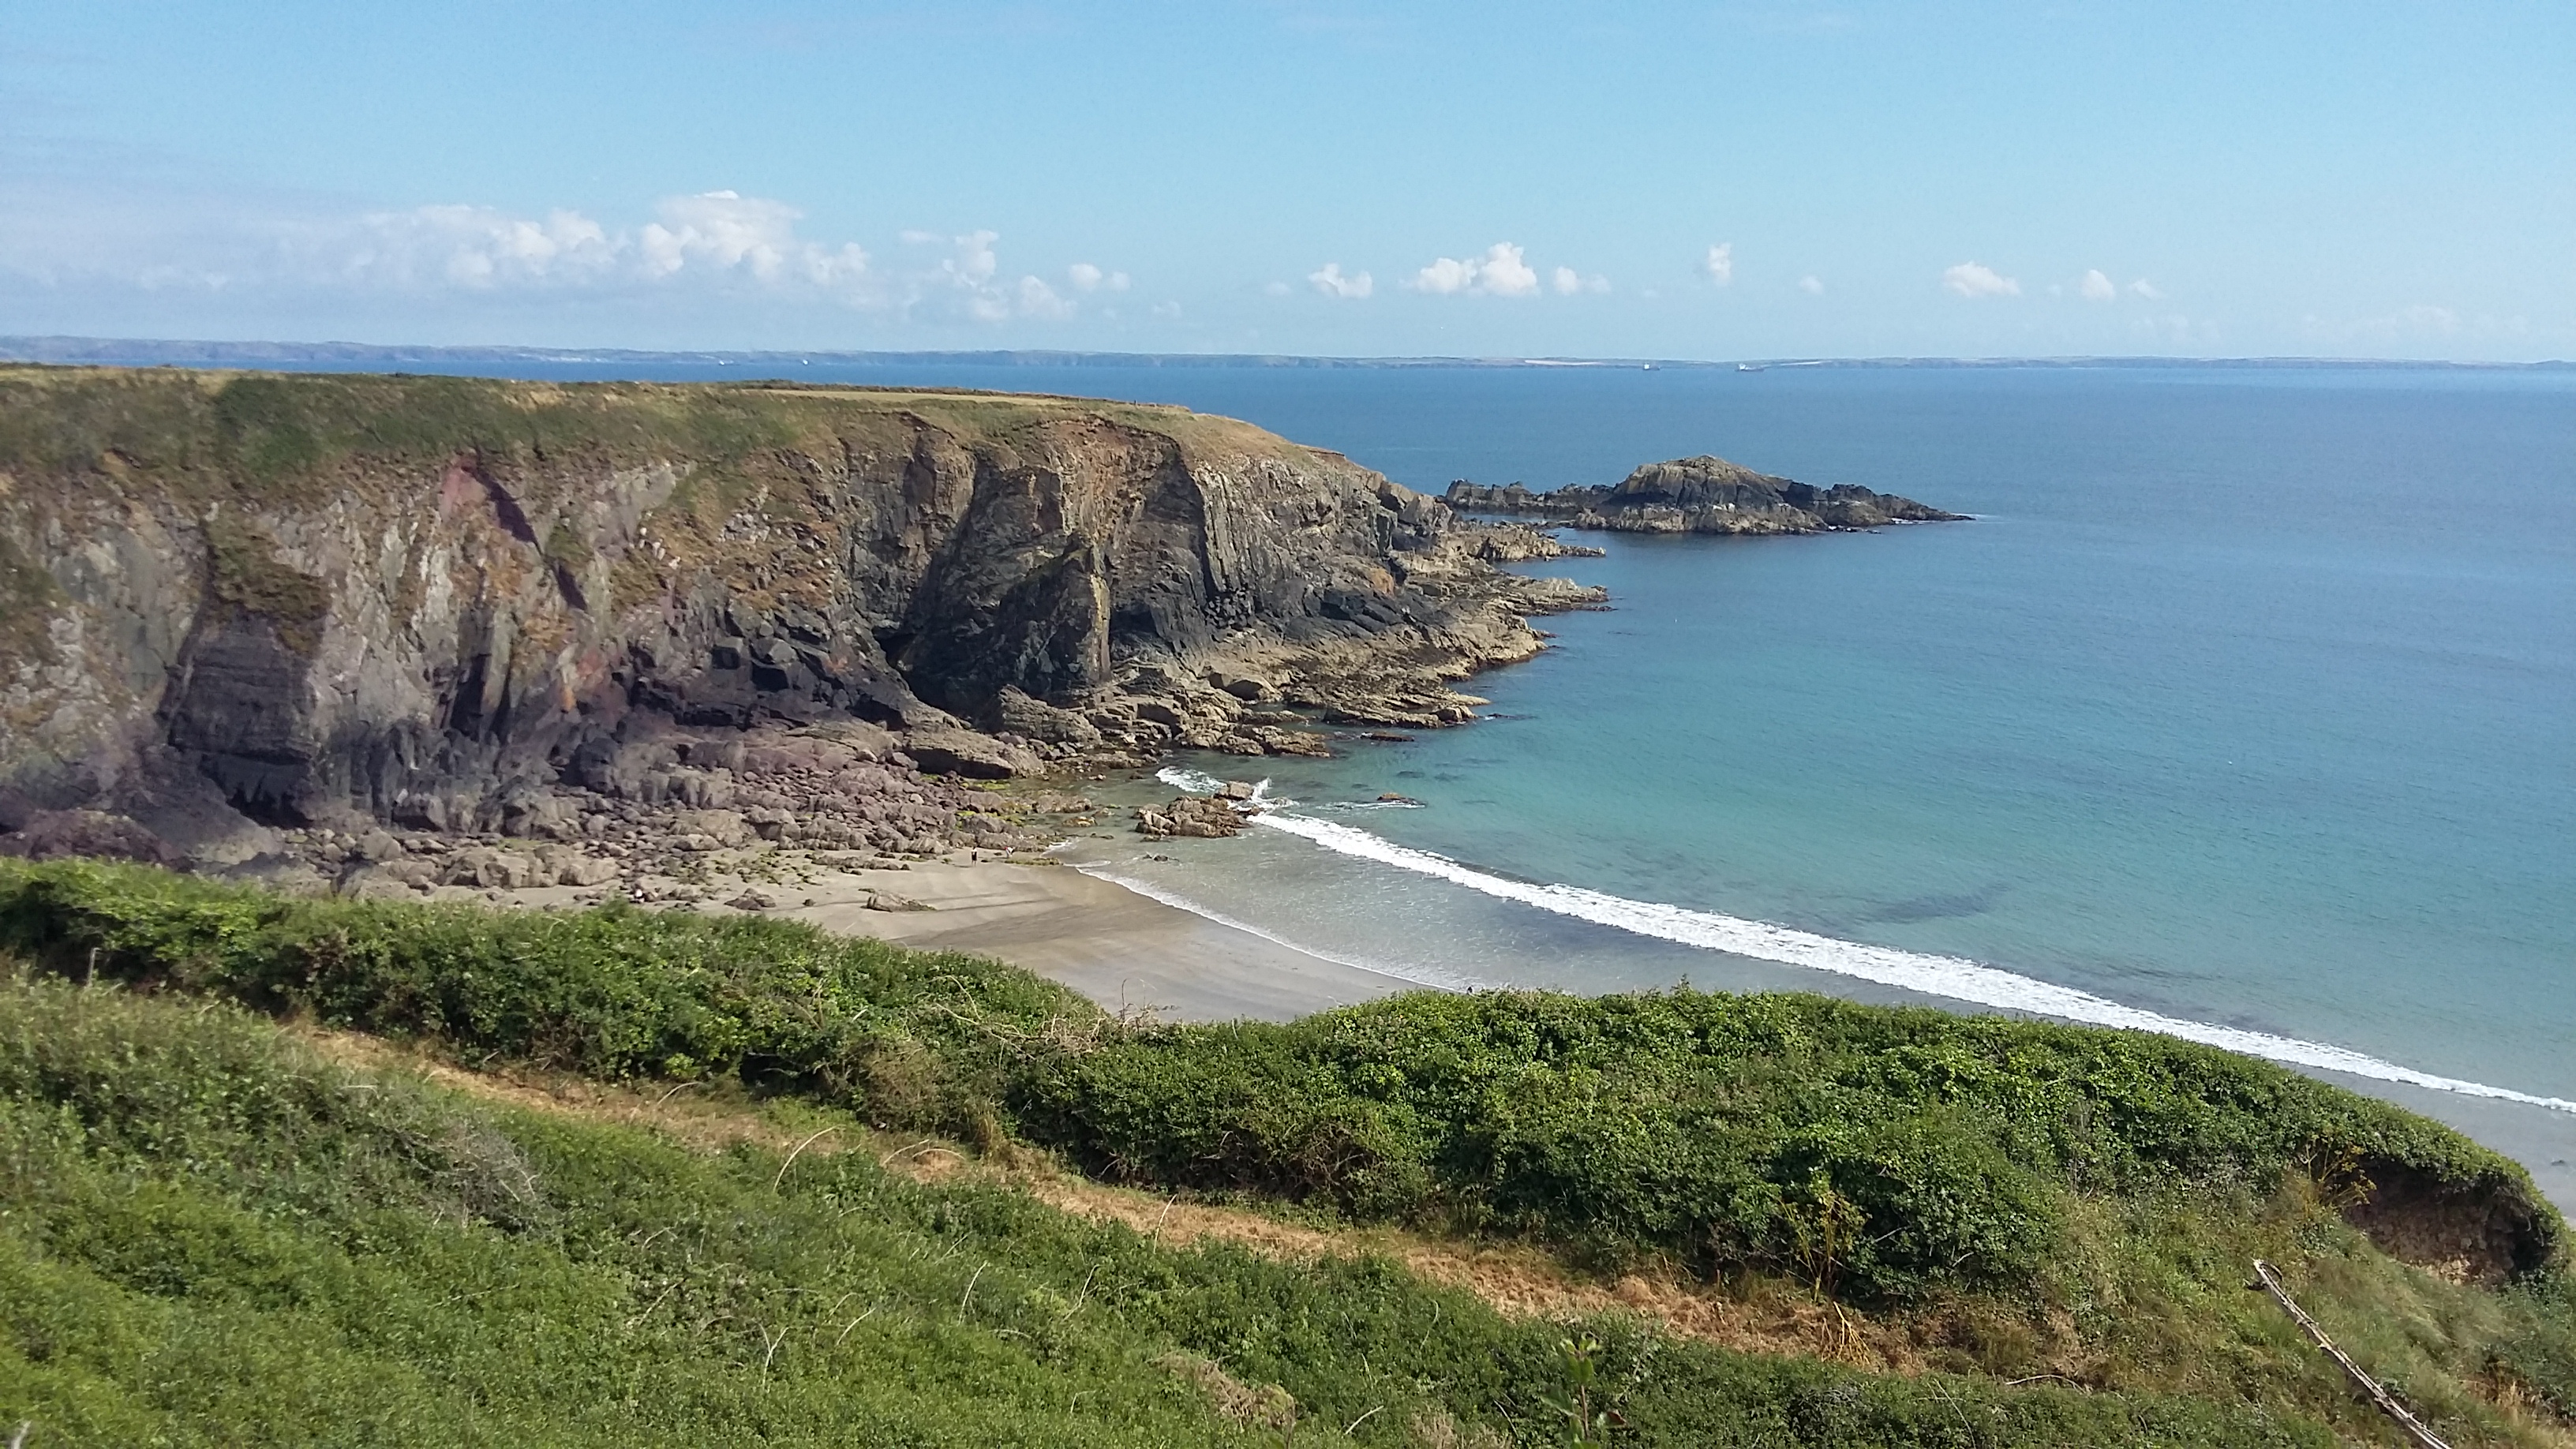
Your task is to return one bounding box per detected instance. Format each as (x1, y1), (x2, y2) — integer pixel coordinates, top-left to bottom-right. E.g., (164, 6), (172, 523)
(1019, 990), (2562, 1299)
(0, 857), (2558, 1312)
(0, 856), (1097, 1140)
(0, 972), (2337, 1447)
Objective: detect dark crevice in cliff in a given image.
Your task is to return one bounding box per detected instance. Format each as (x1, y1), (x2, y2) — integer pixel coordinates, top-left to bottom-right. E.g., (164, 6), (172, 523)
(460, 451), (591, 613)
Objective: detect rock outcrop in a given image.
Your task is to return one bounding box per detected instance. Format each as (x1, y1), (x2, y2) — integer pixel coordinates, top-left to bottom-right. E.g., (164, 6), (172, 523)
(0, 366), (1601, 864)
(1447, 455), (1966, 535)
(1133, 794), (1252, 840)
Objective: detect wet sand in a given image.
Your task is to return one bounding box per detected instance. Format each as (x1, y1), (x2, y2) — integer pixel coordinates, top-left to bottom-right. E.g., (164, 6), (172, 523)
(773, 860), (1411, 1022)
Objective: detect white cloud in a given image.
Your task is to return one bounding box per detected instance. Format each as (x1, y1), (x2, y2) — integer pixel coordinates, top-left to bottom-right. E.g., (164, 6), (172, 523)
(1309, 262), (1373, 298)
(1477, 242), (1537, 297)
(327, 190), (878, 301)
(2129, 278), (2163, 300)
(0, 179), (1144, 328)
(1798, 274), (1825, 295)
(1264, 279), (1292, 296)
(340, 204), (622, 290)
(667, 193), (860, 285)
(1412, 256), (1475, 294)
(912, 230), (1093, 322)
(1409, 242), (1539, 298)
(1015, 275), (1072, 319)
(1551, 265), (1608, 295)
(938, 229), (999, 289)
(1941, 261), (2020, 298)
(2080, 268), (2117, 301)
(632, 191), (869, 289)
(1703, 243), (1734, 286)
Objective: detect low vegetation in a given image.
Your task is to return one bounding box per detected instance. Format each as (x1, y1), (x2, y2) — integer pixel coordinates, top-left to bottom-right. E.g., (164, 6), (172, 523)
(0, 970), (2331, 1447)
(1023, 990), (2557, 1297)
(0, 857), (2570, 1444)
(0, 363), (1216, 506)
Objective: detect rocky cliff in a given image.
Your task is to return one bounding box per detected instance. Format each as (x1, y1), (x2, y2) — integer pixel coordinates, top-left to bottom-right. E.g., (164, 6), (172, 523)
(0, 366), (1599, 868)
(1447, 454), (1965, 534)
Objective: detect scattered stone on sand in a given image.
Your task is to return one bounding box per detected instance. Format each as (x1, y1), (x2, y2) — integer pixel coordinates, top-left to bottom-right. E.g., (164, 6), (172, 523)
(863, 890), (934, 912)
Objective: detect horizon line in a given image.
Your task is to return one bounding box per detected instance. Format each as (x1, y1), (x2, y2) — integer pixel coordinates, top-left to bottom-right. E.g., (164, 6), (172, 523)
(1, 333), (2567, 373)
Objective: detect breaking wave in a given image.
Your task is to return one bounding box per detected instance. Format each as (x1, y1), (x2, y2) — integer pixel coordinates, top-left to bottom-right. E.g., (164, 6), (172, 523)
(1234, 807), (2576, 1115)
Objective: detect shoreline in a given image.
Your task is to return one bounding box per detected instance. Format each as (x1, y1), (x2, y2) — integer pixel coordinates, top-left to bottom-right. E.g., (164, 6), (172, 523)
(440, 833), (2576, 1216)
(780, 857), (1417, 1023)
(470, 851), (1415, 1025)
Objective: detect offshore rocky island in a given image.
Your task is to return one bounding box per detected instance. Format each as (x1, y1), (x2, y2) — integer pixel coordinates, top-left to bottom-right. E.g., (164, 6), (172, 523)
(1447, 453), (1968, 535)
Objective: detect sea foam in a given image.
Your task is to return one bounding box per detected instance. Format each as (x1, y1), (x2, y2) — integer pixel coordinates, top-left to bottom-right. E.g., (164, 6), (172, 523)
(1149, 763), (2575, 1114)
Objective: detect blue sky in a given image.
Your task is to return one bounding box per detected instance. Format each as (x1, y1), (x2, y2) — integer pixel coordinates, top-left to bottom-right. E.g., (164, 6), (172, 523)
(3, 2), (2568, 360)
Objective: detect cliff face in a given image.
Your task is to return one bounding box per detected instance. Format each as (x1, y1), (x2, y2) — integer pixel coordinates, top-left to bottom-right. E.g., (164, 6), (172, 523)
(0, 367), (1597, 855)
(1447, 455), (1966, 534)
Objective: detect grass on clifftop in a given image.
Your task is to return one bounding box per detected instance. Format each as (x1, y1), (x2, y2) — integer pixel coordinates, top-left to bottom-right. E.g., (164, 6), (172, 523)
(1, 858), (2571, 1444)
(0, 364), (1291, 506)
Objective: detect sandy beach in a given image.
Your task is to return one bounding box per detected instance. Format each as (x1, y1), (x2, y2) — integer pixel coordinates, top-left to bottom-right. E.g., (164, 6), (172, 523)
(779, 859), (1413, 1022)
(474, 850), (1413, 1024)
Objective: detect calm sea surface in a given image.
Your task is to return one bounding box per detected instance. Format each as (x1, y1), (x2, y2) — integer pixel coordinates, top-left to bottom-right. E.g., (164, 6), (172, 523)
(292, 357), (2576, 1200)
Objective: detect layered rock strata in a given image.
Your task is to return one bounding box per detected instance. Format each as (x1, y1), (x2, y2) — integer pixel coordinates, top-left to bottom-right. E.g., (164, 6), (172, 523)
(1447, 455), (1966, 535)
(0, 366), (1602, 874)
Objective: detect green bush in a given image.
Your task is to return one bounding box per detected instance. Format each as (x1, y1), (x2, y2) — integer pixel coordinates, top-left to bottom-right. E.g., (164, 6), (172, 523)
(0, 971), (2335, 1447)
(1019, 990), (2562, 1301)
(0, 857), (1099, 1137)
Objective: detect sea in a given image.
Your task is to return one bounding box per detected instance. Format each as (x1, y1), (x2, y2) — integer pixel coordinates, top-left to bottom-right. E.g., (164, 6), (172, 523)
(250, 353), (2576, 1206)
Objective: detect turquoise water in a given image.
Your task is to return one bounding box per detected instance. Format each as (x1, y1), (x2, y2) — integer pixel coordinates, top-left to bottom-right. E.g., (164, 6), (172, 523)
(1020, 364), (2574, 1196)
(272, 354), (2576, 1193)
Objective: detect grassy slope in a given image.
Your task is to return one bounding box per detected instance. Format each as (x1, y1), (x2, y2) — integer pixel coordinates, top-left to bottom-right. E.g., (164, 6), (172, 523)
(0, 974), (2321, 1448)
(0, 858), (2570, 1445)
